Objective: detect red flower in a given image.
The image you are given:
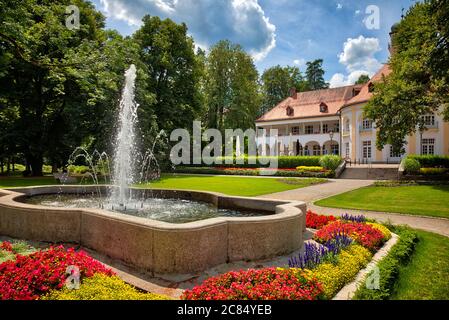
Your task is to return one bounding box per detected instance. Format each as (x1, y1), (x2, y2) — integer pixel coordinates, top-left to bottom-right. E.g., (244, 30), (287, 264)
(181, 268), (323, 300)
(314, 221), (385, 251)
(306, 211), (336, 229)
(0, 242), (13, 252)
(0, 246), (114, 300)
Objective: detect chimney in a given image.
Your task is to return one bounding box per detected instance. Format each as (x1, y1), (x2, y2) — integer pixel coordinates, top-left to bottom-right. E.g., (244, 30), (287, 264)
(289, 87), (297, 99)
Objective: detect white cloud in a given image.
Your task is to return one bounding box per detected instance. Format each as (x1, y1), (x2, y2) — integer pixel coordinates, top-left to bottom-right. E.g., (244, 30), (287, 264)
(293, 58), (306, 67)
(99, 0), (276, 61)
(355, 10), (361, 15)
(336, 3), (343, 10)
(330, 35), (382, 88)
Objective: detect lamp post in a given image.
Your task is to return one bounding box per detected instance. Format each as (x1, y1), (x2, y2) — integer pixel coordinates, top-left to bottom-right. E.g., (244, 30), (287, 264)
(329, 130), (334, 155)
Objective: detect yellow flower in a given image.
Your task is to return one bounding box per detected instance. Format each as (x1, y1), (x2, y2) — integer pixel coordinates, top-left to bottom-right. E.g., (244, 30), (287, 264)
(367, 222), (392, 240)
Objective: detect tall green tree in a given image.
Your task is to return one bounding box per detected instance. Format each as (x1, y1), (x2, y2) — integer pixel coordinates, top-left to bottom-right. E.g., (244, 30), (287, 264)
(305, 59), (329, 90)
(133, 15), (203, 136)
(204, 40), (260, 131)
(355, 74), (370, 85)
(260, 65), (306, 115)
(364, 1), (449, 154)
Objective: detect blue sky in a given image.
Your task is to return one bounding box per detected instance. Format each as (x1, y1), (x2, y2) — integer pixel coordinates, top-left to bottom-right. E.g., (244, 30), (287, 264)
(91, 0), (419, 87)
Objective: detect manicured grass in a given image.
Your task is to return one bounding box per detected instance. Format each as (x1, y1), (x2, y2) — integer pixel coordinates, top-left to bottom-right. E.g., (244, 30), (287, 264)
(139, 175), (327, 197)
(315, 185), (449, 219)
(391, 230), (449, 300)
(0, 176), (58, 188)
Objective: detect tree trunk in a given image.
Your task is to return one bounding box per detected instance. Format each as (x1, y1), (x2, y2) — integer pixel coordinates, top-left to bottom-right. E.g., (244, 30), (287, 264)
(29, 155), (43, 177)
(52, 163), (58, 173)
(7, 158), (11, 173)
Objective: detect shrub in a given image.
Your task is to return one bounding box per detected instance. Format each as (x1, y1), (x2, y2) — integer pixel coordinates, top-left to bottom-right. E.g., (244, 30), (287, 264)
(0, 246), (114, 300)
(320, 155), (342, 171)
(303, 244), (372, 299)
(181, 268), (324, 300)
(296, 166), (325, 172)
(407, 155), (449, 168)
(306, 211), (336, 229)
(193, 156), (322, 169)
(43, 274), (170, 300)
(314, 221), (386, 251)
(419, 167), (448, 175)
(403, 158), (421, 173)
(353, 228), (418, 300)
(67, 165), (90, 175)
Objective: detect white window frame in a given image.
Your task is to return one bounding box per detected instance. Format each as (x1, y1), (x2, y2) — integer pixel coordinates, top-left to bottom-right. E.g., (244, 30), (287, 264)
(362, 119), (372, 130)
(345, 143), (350, 158)
(291, 126), (300, 135)
(305, 125), (314, 135)
(362, 141), (372, 159)
(422, 138), (435, 155)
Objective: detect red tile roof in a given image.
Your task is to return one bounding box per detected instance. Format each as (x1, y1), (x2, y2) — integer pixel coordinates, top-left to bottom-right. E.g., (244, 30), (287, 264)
(343, 64), (392, 108)
(256, 84), (362, 123)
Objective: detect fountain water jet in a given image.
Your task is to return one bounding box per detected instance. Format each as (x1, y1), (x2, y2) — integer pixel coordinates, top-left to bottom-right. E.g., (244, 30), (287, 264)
(110, 64), (138, 206)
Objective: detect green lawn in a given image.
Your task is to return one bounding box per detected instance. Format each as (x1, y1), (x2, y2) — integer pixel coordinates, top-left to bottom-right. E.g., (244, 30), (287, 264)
(0, 174), (326, 197)
(392, 230), (449, 300)
(0, 176), (57, 188)
(315, 185), (449, 219)
(139, 175), (327, 197)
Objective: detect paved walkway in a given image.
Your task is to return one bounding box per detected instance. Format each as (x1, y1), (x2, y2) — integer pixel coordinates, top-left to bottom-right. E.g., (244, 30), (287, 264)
(258, 178), (374, 202)
(260, 178), (449, 238)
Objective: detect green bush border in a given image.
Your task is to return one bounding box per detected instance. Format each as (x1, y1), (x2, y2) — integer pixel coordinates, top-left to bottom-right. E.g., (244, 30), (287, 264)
(353, 226), (419, 300)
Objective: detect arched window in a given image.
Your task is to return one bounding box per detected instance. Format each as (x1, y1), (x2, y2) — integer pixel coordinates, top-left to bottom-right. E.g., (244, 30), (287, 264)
(286, 106), (294, 116)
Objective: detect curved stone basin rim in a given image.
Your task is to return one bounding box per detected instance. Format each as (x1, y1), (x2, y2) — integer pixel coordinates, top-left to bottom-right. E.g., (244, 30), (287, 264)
(0, 185), (306, 274)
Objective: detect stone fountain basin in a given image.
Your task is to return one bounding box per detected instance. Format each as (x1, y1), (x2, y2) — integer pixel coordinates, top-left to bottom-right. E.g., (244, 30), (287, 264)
(0, 186), (306, 274)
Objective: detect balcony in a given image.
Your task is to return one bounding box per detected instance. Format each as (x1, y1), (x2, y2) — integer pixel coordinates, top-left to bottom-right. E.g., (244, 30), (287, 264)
(359, 125), (373, 132)
(424, 121), (439, 129)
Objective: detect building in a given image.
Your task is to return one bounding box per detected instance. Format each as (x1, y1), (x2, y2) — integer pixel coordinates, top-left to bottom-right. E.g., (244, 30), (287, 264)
(255, 63), (449, 162)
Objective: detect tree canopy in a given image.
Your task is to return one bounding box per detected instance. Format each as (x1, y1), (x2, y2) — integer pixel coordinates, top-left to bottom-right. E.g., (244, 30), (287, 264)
(364, 0), (449, 154)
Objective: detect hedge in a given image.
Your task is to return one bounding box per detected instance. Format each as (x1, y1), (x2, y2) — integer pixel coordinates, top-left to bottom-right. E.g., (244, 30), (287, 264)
(173, 166), (335, 178)
(407, 155), (449, 168)
(353, 227), (418, 300)
(188, 156), (322, 169)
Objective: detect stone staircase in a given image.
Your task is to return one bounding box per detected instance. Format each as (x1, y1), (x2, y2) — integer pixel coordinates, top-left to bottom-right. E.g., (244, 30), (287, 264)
(340, 167), (399, 180)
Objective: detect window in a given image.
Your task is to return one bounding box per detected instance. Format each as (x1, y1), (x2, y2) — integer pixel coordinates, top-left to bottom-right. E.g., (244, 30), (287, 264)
(320, 103), (328, 113)
(422, 138), (435, 155)
(422, 114), (435, 126)
(322, 124), (329, 133)
(304, 146), (310, 156)
(345, 119), (350, 132)
(368, 82), (374, 93)
(362, 119), (372, 130)
(286, 107), (294, 116)
(362, 141), (372, 159)
(345, 143), (350, 158)
(335, 123), (340, 133)
(305, 125), (314, 134)
(313, 145), (321, 156)
(331, 144), (339, 155)
(389, 146), (403, 158)
(291, 126), (299, 135)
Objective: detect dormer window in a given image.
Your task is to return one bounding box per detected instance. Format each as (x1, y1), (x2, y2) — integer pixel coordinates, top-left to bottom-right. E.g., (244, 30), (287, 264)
(319, 102), (328, 113)
(286, 106), (294, 116)
(368, 82), (375, 93)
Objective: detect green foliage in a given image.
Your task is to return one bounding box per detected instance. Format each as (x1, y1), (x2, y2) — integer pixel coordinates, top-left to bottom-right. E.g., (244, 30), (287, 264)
(260, 65), (307, 115)
(204, 40), (261, 131)
(364, 1), (449, 152)
(67, 165), (90, 175)
(355, 74), (370, 85)
(407, 154), (449, 168)
(403, 158), (421, 173)
(305, 59), (329, 90)
(319, 155), (342, 170)
(353, 227), (418, 300)
(196, 156), (322, 168)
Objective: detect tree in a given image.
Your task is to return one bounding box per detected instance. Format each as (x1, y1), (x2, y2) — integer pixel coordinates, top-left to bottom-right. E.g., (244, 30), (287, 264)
(355, 74), (370, 85)
(205, 40), (260, 131)
(305, 59), (329, 90)
(260, 65), (306, 115)
(133, 15), (203, 136)
(364, 1), (449, 154)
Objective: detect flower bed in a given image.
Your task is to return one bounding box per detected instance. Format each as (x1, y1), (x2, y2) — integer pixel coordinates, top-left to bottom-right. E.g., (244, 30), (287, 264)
(0, 242), (169, 300)
(183, 212), (392, 300)
(182, 268), (323, 300)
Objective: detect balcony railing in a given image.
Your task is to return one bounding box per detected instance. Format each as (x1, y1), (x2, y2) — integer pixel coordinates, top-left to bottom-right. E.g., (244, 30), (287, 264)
(359, 125), (372, 132)
(424, 121), (439, 129)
